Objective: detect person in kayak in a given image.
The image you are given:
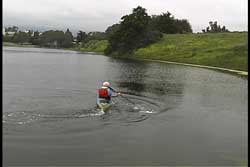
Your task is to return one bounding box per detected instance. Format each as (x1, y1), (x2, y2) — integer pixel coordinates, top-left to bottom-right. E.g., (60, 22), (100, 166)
(97, 81), (120, 104)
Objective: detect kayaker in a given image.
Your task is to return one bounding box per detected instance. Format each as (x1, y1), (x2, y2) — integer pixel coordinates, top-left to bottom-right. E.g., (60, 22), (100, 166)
(97, 81), (120, 104)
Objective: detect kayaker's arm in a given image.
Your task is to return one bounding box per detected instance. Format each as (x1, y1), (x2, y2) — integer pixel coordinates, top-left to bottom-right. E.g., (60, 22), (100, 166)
(111, 92), (121, 97)
(108, 87), (121, 95)
(108, 86), (116, 92)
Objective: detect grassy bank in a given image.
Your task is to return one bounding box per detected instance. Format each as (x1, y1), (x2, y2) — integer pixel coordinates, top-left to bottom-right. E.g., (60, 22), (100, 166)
(3, 42), (36, 47)
(134, 32), (248, 71)
(77, 40), (108, 54)
(4, 33), (248, 72)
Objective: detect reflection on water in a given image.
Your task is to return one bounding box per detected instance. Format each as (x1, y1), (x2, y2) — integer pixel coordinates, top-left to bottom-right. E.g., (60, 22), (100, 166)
(112, 58), (186, 114)
(3, 47), (247, 166)
(112, 59), (185, 95)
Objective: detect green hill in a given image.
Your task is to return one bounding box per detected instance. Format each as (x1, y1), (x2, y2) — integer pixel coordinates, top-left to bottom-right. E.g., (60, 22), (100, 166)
(134, 32), (248, 71)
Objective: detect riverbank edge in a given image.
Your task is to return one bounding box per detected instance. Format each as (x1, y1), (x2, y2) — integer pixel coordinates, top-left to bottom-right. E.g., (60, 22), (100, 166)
(69, 47), (104, 54)
(2, 43), (86, 52)
(135, 58), (248, 76)
(2, 42), (37, 47)
(3, 42), (105, 54)
(3, 44), (247, 76)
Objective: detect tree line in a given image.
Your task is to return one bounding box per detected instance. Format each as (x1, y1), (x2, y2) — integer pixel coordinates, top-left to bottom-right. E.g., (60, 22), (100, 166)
(3, 27), (74, 48)
(3, 6), (231, 54)
(3, 26), (106, 48)
(202, 21), (229, 33)
(3, 6), (193, 50)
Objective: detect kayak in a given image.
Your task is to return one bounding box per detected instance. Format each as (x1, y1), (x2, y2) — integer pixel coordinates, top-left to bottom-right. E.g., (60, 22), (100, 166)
(97, 102), (112, 112)
(97, 98), (112, 112)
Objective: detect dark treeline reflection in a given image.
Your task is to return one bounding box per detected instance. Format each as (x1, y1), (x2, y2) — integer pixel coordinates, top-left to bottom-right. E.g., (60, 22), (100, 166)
(108, 58), (185, 98)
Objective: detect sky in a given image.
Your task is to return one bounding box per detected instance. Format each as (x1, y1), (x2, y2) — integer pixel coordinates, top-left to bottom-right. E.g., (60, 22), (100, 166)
(3, 0), (248, 33)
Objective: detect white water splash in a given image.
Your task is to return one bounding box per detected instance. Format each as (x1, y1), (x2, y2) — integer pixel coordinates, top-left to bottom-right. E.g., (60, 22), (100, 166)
(133, 106), (140, 110)
(133, 105), (157, 114)
(79, 111), (105, 117)
(139, 110), (157, 114)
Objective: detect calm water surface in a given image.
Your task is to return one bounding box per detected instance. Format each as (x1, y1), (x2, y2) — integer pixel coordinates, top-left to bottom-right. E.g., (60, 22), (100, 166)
(3, 46), (248, 166)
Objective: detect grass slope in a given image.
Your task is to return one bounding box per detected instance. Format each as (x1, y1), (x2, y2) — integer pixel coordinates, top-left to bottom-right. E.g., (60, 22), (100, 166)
(3, 42), (36, 47)
(134, 32), (248, 71)
(79, 40), (108, 53)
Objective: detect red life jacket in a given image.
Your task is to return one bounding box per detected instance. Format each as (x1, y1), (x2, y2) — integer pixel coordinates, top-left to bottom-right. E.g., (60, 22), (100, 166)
(98, 88), (109, 98)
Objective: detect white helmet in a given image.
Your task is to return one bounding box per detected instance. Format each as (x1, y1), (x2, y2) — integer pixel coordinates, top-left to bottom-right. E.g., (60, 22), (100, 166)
(102, 81), (110, 87)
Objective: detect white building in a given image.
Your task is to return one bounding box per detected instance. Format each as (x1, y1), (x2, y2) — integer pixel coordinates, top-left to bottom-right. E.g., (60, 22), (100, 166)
(6, 32), (15, 36)
(2, 28), (5, 35)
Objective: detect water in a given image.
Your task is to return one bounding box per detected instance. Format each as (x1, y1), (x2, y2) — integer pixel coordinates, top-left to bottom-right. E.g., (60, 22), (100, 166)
(3, 46), (248, 166)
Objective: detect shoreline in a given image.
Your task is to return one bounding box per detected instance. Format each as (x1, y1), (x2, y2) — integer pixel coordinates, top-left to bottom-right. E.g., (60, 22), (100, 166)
(3, 42), (37, 48)
(3, 44), (247, 76)
(137, 58), (248, 76)
(3, 43), (104, 54)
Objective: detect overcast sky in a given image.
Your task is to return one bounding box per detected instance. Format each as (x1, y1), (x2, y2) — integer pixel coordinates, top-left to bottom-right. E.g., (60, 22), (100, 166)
(3, 0), (248, 33)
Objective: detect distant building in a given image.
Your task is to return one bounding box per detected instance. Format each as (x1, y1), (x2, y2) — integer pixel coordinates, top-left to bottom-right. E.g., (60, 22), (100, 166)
(72, 38), (77, 44)
(2, 28), (5, 35)
(5, 31), (15, 37)
(3, 27), (17, 36)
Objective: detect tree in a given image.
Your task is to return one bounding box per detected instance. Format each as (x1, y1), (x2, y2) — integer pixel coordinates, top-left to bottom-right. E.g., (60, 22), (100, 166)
(6, 26), (18, 32)
(40, 30), (65, 48)
(151, 12), (175, 33)
(203, 21), (229, 33)
(105, 6), (159, 55)
(38, 29), (74, 48)
(174, 19), (192, 33)
(63, 28), (74, 48)
(30, 31), (41, 45)
(87, 31), (106, 40)
(222, 26), (229, 32)
(12, 31), (30, 44)
(76, 31), (87, 44)
(149, 12), (192, 34)
(105, 24), (121, 37)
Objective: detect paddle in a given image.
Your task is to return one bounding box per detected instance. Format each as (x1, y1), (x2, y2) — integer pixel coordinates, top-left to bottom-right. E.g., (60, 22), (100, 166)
(109, 87), (136, 105)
